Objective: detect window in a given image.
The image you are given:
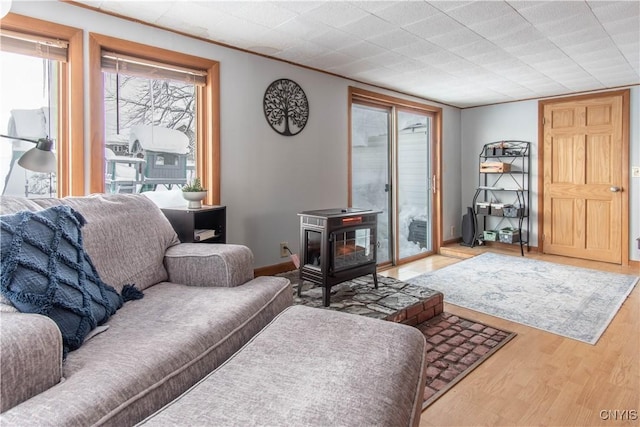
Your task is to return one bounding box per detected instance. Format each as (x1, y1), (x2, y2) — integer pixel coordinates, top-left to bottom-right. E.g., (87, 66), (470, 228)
(89, 33), (220, 203)
(102, 52), (204, 193)
(0, 14), (83, 197)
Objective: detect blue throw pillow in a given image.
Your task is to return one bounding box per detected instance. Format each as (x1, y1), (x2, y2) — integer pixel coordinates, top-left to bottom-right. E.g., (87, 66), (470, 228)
(0, 205), (123, 355)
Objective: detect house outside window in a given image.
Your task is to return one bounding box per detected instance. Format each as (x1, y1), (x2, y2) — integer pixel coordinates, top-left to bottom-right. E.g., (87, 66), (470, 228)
(89, 33), (220, 204)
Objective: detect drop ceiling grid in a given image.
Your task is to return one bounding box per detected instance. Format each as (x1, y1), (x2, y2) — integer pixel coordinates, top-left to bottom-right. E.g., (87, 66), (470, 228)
(72, 0), (640, 108)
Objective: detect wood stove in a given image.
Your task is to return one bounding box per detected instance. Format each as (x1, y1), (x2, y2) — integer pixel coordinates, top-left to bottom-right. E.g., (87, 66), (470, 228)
(298, 208), (380, 307)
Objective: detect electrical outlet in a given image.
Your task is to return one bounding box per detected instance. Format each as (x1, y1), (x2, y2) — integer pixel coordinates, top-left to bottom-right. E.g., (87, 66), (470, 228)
(632, 166), (640, 178)
(450, 226), (455, 237)
(280, 242), (289, 258)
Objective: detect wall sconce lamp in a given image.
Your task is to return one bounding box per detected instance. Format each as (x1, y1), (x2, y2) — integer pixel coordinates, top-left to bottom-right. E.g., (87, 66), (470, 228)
(0, 134), (57, 173)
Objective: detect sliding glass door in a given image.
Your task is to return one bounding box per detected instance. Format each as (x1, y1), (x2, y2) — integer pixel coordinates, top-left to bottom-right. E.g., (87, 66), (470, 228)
(350, 88), (440, 266)
(398, 111), (432, 259)
(351, 103), (392, 264)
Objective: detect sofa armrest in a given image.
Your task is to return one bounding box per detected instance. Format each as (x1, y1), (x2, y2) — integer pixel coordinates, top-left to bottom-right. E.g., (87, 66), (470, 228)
(0, 312), (63, 412)
(164, 243), (254, 287)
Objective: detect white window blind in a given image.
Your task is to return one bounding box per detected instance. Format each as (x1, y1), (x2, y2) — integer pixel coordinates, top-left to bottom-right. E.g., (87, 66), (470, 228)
(0, 29), (68, 62)
(101, 51), (207, 86)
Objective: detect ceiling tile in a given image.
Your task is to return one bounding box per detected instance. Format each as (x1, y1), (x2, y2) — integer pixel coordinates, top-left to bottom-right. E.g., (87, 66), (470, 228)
(274, 42), (333, 62)
(307, 29), (357, 50)
(445, 1), (518, 24)
(98, 0), (173, 23)
(467, 50), (519, 67)
(277, 1), (325, 15)
(589, 0), (640, 24)
(386, 58), (429, 73)
(550, 27), (610, 47)
(601, 15), (640, 36)
(515, 1), (592, 25)
(429, 1), (476, 12)
(299, 2), (368, 27)
(305, 51), (356, 69)
(339, 14), (396, 38)
(491, 26), (546, 48)
(223, 2), (298, 28)
(468, 14), (531, 39)
(535, 11), (602, 38)
(328, 59), (378, 75)
(511, 41), (566, 59)
(367, 29), (423, 50)
(275, 16), (331, 40)
(348, 1), (395, 14)
(392, 40), (442, 58)
(366, 50), (410, 67)
(450, 39), (501, 58)
(371, 1), (440, 26)
(420, 49), (466, 66)
(336, 41), (388, 59)
(254, 30), (300, 52)
(427, 27), (482, 50)
(404, 13), (467, 40)
(561, 38), (618, 57)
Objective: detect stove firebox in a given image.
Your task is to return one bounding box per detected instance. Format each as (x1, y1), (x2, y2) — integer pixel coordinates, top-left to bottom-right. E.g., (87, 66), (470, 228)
(298, 208), (380, 307)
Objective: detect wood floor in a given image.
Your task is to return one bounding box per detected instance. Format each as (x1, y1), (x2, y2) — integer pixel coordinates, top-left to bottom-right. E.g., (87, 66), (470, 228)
(380, 246), (640, 427)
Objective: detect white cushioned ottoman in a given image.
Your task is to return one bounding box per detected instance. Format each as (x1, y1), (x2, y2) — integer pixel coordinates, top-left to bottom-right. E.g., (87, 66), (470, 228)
(139, 305), (428, 427)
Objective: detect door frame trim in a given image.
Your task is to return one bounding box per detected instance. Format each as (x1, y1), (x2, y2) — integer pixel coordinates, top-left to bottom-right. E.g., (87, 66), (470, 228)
(538, 89), (630, 265)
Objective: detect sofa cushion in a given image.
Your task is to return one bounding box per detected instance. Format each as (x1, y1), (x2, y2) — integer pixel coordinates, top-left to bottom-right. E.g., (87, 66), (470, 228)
(0, 194), (180, 293)
(0, 205), (123, 354)
(0, 276), (293, 426)
(164, 244), (254, 287)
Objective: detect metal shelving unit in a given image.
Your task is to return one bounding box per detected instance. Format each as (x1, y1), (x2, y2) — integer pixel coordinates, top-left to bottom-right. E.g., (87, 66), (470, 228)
(471, 140), (530, 256)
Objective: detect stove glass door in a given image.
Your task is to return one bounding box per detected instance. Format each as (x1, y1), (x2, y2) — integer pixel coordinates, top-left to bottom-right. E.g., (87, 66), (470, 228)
(303, 229), (322, 269)
(331, 227), (374, 272)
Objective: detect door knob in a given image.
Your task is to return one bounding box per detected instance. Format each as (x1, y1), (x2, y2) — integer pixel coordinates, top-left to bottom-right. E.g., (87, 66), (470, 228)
(610, 186), (621, 192)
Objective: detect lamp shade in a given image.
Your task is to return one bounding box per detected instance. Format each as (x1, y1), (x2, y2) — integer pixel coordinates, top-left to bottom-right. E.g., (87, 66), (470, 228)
(17, 138), (56, 173)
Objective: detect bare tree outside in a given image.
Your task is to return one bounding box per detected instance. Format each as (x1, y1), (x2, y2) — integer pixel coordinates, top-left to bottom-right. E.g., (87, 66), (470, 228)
(263, 79), (309, 136)
(104, 75), (196, 158)
(103, 73), (197, 193)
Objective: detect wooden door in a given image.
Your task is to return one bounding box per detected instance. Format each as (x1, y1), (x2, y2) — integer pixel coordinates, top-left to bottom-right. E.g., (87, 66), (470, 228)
(541, 91), (628, 264)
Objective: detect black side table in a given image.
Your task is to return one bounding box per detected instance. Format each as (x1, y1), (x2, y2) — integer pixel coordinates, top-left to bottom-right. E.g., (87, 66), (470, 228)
(161, 205), (226, 243)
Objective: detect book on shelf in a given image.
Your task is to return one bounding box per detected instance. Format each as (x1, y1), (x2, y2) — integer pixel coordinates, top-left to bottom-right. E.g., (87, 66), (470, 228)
(194, 229), (218, 241)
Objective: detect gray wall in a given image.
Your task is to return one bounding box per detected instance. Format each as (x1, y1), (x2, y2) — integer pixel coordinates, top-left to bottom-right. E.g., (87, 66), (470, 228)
(461, 87), (640, 261)
(12, 1), (462, 268)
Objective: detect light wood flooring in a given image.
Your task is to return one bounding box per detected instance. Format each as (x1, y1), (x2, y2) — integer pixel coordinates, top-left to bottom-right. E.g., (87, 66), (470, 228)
(380, 246), (640, 427)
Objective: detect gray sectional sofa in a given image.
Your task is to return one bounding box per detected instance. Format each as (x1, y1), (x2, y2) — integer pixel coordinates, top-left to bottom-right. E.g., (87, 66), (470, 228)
(0, 193), (428, 426)
(0, 194), (292, 425)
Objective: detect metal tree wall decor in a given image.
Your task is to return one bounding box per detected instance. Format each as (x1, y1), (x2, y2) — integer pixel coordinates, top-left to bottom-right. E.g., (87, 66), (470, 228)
(263, 78), (309, 136)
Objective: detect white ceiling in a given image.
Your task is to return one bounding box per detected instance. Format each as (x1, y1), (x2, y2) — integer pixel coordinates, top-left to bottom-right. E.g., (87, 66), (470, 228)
(74, 0), (640, 108)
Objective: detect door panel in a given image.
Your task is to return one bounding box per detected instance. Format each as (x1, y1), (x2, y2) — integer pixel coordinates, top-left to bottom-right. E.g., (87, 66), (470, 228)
(351, 103), (392, 264)
(397, 111), (433, 260)
(542, 93), (624, 263)
(586, 135), (611, 184)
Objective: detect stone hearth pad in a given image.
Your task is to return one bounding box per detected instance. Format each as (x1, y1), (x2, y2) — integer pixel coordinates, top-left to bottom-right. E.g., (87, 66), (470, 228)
(278, 271), (443, 326)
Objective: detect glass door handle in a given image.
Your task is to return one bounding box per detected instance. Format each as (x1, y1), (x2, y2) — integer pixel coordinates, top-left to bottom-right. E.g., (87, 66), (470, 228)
(384, 184), (390, 192)
(431, 175), (437, 194)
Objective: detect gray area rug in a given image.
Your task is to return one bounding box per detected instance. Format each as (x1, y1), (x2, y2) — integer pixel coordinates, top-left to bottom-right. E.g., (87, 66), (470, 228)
(407, 252), (639, 344)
